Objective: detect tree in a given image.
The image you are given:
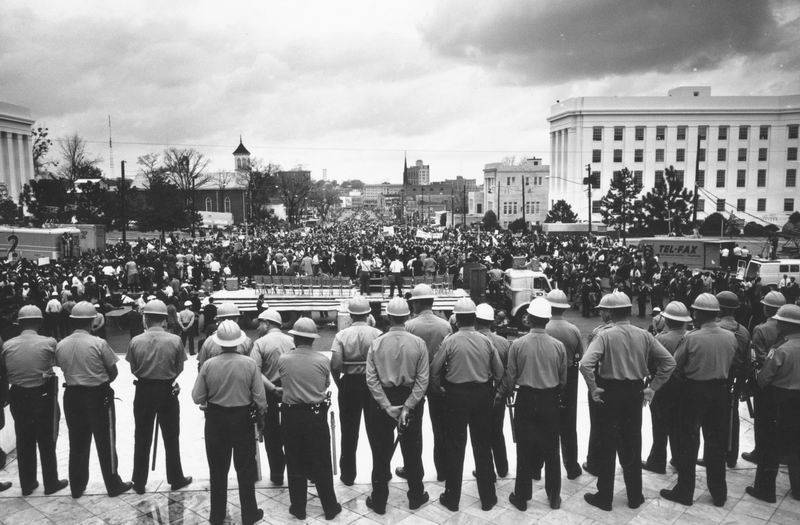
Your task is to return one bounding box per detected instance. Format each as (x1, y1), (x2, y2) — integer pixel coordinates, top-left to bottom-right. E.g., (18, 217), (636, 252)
(0, 199), (19, 224)
(599, 167), (643, 243)
(238, 161), (280, 222)
(274, 170), (313, 226)
(136, 173), (190, 241)
(31, 126), (56, 177)
(482, 209), (498, 230)
(640, 166), (695, 235)
(700, 212), (727, 236)
(308, 180), (340, 221)
(341, 179), (365, 191)
(20, 178), (75, 224)
(136, 153), (165, 186)
(508, 217), (528, 233)
(544, 199), (578, 223)
(57, 133), (101, 182)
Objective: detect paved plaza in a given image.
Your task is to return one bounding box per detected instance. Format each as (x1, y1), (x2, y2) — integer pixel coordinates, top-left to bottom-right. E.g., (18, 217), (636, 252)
(0, 310), (796, 524)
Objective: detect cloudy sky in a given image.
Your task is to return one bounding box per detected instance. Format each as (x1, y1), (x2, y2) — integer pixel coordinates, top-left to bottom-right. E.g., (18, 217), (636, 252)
(1, 0), (798, 184)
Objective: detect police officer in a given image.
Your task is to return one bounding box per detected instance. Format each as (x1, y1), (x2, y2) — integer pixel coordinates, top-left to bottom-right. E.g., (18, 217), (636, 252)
(582, 292), (616, 477)
(746, 304), (800, 503)
(192, 320), (266, 525)
(330, 296), (383, 485)
(541, 289), (583, 480)
(197, 302), (251, 369)
(250, 308), (293, 485)
(397, 283), (451, 482)
(716, 290), (750, 468)
(364, 297), (429, 514)
(500, 297), (567, 511)
(278, 318), (342, 521)
(475, 303), (510, 480)
(579, 292), (675, 512)
(660, 293), (737, 507)
(0, 305), (68, 495)
(55, 301), (132, 499)
(126, 299), (192, 494)
(431, 297), (504, 512)
(643, 301), (691, 473)
(742, 291), (786, 464)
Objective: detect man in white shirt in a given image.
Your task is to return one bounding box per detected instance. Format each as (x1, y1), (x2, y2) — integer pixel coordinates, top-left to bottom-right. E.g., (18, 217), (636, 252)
(177, 301), (197, 355)
(389, 256), (404, 297)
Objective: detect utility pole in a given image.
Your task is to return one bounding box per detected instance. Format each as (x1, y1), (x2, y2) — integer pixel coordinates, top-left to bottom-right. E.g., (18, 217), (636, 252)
(461, 182), (467, 228)
(521, 173), (527, 228)
(120, 160), (127, 244)
(692, 125), (703, 224)
(582, 164), (593, 235)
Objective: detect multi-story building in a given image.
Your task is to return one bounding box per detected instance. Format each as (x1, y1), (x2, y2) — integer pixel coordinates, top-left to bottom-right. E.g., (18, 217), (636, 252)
(362, 182), (402, 207)
(483, 158), (549, 228)
(0, 101), (35, 202)
(405, 159), (430, 185)
(548, 86), (800, 224)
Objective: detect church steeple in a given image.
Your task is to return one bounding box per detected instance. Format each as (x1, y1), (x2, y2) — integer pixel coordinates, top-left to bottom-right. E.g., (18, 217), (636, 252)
(233, 136), (251, 171)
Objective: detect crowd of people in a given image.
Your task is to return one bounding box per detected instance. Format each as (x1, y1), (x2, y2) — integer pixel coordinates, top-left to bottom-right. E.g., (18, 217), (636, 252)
(1, 217), (800, 524)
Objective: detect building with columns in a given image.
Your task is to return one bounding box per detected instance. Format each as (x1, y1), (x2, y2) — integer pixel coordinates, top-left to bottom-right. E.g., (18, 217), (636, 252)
(548, 87), (800, 225)
(0, 101), (35, 202)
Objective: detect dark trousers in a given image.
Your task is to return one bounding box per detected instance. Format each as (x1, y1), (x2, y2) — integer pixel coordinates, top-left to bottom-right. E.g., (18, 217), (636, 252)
(644, 379), (678, 469)
(585, 390), (602, 471)
(476, 400), (508, 477)
(204, 405), (258, 524)
(751, 386), (776, 457)
(359, 271), (371, 294)
(180, 327), (195, 355)
(364, 387), (425, 507)
(535, 365), (579, 474)
(43, 312), (61, 339)
(9, 383), (61, 492)
(338, 374), (370, 483)
(443, 382), (496, 507)
(673, 380), (728, 502)
(132, 381), (185, 488)
(427, 392), (448, 479)
(389, 273), (403, 297)
(754, 388), (800, 497)
(63, 385), (125, 496)
(726, 380), (740, 466)
(263, 389), (285, 483)
(282, 406), (339, 515)
(514, 387), (561, 502)
(594, 379), (644, 506)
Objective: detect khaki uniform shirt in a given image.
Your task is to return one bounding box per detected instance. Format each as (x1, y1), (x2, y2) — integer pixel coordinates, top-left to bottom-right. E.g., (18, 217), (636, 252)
(430, 327), (504, 391)
(757, 333), (800, 390)
(192, 352), (267, 409)
(197, 334), (252, 368)
(752, 318), (782, 365)
(251, 328), (294, 383)
(330, 321), (383, 376)
(56, 329), (118, 386)
(1, 330), (57, 387)
(545, 318), (584, 366)
(278, 345), (331, 405)
(478, 328), (511, 367)
(405, 310), (451, 362)
(502, 328), (567, 392)
(126, 327), (186, 380)
(673, 322), (737, 381)
(366, 326), (429, 411)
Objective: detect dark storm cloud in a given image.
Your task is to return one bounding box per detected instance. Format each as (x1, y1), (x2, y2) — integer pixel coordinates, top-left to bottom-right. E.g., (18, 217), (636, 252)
(420, 0), (793, 84)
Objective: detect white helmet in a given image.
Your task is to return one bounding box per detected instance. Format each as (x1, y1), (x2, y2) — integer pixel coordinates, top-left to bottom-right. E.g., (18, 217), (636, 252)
(527, 297), (552, 319)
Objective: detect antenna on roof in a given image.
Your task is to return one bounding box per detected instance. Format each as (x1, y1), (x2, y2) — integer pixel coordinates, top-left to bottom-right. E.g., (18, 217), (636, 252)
(108, 115), (114, 179)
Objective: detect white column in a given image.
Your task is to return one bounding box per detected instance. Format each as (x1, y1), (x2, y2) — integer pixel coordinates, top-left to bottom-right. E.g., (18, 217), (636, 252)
(21, 134), (33, 187)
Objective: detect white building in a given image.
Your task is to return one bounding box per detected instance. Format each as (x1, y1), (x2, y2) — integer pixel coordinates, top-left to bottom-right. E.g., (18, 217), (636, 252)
(548, 87), (800, 225)
(483, 158), (549, 228)
(0, 101), (35, 202)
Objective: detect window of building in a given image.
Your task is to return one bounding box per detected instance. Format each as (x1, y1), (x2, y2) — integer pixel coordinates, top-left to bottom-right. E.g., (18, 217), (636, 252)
(785, 198), (795, 212)
(697, 199), (705, 212)
(736, 169), (746, 187)
(205, 197), (213, 211)
(717, 148), (726, 161)
(591, 171), (601, 189)
(591, 200), (601, 214)
(512, 202), (518, 214)
(592, 149), (601, 163)
(717, 198), (726, 212)
(759, 148), (768, 161)
(757, 198), (766, 212)
(634, 149), (643, 162)
(476, 203), (482, 214)
(716, 169), (726, 188)
(718, 126), (728, 140)
(696, 169), (705, 187)
(633, 170), (643, 187)
(655, 149), (664, 162)
(677, 126), (687, 141)
(675, 170), (685, 187)
(486, 179), (493, 193)
(757, 169), (767, 187)
(502, 202), (508, 214)
(787, 169), (797, 187)
(739, 126), (749, 140)
(789, 147), (798, 161)
(655, 170), (664, 186)
(224, 196), (232, 213)
(613, 149), (622, 162)
(759, 125), (770, 140)
(614, 127), (624, 141)
(737, 148), (747, 161)
(635, 126), (645, 141)
(676, 148), (685, 162)
(698, 148), (706, 161)
(656, 126), (666, 141)
(737, 198), (746, 211)
(789, 124), (799, 140)
(593, 127), (603, 141)
(698, 126), (708, 140)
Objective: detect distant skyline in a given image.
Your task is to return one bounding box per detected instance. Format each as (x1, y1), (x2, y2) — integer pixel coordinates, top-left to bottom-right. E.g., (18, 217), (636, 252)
(1, 0), (798, 184)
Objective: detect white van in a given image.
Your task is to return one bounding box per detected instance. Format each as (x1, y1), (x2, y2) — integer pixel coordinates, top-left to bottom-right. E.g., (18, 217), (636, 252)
(738, 258), (800, 288)
(504, 269), (553, 325)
